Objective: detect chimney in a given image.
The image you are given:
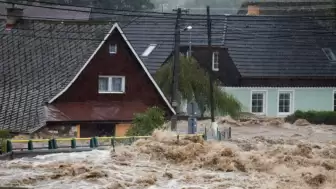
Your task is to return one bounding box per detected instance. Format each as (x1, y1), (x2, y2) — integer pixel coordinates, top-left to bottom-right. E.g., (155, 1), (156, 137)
(246, 5), (260, 16)
(6, 7), (23, 31)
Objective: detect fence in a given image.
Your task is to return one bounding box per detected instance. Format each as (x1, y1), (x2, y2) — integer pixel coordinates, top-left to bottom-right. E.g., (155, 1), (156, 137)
(5, 134), (205, 154)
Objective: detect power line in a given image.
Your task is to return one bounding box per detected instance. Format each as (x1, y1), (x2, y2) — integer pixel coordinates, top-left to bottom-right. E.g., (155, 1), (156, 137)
(1, 12), (336, 28)
(2, 18), (335, 39)
(21, 0), (179, 16)
(1, 32), (330, 48)
(1, 23), (333, 46)
(189, 5), (336, 11)
(0, 1), (193, 20)
(2, 0), (336, 21)
(15, 0), (336, 15)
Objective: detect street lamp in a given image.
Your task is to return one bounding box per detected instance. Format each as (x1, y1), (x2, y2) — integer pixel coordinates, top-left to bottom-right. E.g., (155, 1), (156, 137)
(178, 25), (193, 115)
(183, 25), (192, 57)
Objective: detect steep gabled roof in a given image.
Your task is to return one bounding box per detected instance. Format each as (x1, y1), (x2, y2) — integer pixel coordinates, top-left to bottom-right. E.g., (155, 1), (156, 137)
(49, 23), (175, 114)
(123, 14), (336, 77)
(0, 19), (174, 133)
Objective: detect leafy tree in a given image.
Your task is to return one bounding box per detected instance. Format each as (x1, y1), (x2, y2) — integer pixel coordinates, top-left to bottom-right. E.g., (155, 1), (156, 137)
(126, 107), (165, 136)
(155, 55), (242, 118)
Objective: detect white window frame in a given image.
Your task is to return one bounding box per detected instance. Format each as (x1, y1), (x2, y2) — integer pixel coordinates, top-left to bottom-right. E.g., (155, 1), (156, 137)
(109, 44), (117, 54)
(277, 90), (294, 116)
(250, 90), (267, 115)
(212, 51), (219, 71)
(322, 48), (336, 61)
(98, 75), (125, 94)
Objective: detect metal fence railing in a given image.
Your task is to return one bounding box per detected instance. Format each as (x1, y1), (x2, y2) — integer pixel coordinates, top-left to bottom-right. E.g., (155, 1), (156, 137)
(5, 134), (205, 154)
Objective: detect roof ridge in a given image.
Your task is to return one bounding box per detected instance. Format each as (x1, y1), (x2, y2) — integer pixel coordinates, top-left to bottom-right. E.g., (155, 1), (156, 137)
(48, 22), (176, 115)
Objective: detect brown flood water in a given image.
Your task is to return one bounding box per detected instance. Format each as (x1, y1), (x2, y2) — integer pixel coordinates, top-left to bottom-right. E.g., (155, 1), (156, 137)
(0, 119), (335, 189)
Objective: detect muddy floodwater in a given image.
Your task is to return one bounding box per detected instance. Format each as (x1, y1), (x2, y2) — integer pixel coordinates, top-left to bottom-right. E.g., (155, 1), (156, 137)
(0, 119), (336, 189)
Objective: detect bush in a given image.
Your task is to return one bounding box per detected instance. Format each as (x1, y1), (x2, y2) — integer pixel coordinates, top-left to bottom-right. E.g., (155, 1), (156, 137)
(285, 110), (336, 125)
(0, 129), (10, 153)
(126, 107), (165, 136)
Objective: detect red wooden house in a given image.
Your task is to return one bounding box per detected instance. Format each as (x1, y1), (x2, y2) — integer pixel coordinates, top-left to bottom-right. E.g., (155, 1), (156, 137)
(0, 20), (175, 137)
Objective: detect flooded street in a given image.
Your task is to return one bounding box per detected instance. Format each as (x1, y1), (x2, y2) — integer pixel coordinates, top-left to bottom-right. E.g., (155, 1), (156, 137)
(0, 120), (336, 189)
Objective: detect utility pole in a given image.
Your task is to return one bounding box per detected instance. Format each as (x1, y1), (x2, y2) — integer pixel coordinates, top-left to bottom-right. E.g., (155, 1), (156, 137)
(207, 6), (217, 136)
(171, 8), (182, 132)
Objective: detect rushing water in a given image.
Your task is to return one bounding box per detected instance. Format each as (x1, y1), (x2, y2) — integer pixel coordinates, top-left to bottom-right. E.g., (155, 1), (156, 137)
(1, 120), (336, 189)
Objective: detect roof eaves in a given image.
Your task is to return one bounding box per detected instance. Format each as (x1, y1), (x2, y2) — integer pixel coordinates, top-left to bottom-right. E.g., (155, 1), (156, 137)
(48, 22), (176, 115)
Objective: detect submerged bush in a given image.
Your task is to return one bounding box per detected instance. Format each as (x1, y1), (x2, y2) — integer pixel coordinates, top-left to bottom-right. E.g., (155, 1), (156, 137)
(126, 107), (165, 136)
(285, 110), (336, 125)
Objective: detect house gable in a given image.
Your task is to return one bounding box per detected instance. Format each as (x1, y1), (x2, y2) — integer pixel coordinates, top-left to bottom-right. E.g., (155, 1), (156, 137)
(180, 46), (241, 86)
(48, 23), (175, 115)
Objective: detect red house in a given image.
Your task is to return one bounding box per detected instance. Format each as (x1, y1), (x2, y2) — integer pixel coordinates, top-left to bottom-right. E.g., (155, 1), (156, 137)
(0, 20), (175, 137)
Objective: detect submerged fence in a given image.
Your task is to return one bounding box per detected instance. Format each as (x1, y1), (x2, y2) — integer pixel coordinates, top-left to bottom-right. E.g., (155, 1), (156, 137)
(0, 126), (233, 160)
(4, 134), (205, 154)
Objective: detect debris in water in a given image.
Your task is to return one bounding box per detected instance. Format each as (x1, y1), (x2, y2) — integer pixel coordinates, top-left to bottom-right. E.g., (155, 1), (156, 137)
(163, 172), (173, 179)
(135, 174), (157, 186)
(294, 119), (311, 126)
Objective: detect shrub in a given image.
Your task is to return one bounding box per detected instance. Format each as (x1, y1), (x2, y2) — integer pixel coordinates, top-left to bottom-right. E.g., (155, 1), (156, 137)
(126, 107), (165, 136)
(0, 129), (10, 153)
(285, 110), (336, 125)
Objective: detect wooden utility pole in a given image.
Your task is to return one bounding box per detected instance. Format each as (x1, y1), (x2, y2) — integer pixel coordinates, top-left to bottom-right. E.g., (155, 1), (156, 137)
(170, 8), (181, 131)
(207, 6), (217, 136)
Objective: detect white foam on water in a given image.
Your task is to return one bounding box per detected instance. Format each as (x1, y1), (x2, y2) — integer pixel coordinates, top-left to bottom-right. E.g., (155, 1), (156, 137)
(0, 122), (335, 189)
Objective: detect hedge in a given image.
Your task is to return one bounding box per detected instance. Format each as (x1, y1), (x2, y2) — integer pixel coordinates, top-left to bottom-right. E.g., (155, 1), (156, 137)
(285, 110), (336, 125)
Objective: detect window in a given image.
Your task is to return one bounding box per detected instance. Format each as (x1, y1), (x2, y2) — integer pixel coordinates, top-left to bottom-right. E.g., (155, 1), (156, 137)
(251, 91), (266, 114)
(109, 44), (117, 54)
(333, 92), (336, 111)
(278, 91), (293, 115)
(142, 44), (157, 57)
(322, 48), (336, 61)
(98, 76), (125, 93)
(212, 51), (219, 71)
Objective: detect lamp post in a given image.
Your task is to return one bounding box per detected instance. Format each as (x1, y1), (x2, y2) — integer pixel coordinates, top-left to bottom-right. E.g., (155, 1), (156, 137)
(183, 25), (192, 57)
(179, 25), (193, 115)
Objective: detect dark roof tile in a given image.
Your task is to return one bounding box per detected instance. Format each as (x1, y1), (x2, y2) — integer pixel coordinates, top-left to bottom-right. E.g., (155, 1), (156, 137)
(123, 14), (336, 77)
(0, 20), (111, 132)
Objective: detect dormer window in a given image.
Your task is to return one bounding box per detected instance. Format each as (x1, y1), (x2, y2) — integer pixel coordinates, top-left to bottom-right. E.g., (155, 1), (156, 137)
(212, 51), (219, 71)
(109, 44), (117, 54)
(322, 48), (336, 61)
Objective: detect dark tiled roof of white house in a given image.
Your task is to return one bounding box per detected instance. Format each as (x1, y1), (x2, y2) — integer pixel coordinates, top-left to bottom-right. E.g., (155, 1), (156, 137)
(1, 13), (336, 133)
(123, 14), (336, 77)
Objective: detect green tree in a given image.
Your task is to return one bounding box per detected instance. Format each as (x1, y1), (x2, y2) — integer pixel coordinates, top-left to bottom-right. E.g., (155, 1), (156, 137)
(155, 55), (242, 118)
(126, 107), (165, 136)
